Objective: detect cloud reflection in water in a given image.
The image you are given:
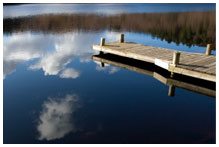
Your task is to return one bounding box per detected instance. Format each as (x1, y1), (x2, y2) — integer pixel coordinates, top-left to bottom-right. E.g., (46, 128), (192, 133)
(3, 32), (50, 78)
(95, 61), (120, 75)
(3, 32), (97, 79)
(3, 31), (122, 79)
(59, 68), (80, 79)
(37, 93), (80, 141)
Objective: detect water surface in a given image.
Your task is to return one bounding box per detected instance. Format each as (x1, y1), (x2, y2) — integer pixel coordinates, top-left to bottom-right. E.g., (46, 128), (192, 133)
(3, 4), (216, 144)
(3, 3), (216, 18)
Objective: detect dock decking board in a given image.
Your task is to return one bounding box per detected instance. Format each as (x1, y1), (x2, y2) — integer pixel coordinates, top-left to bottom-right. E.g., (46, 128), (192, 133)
(92, 41), (216, 82)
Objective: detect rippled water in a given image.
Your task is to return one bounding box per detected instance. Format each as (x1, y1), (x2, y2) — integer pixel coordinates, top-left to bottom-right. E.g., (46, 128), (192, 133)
(3, 4), (216, 144)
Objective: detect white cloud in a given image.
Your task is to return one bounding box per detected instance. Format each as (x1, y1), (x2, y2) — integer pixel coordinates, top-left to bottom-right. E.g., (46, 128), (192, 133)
(59, 68), (80, 79)
(95, 62), (120, 75)
(37, 93), (80, 141)
(108, 67), (120, 74)
(3, 31), (122, 79)
(4, 32), (50, 60)
(104, 31), (121, 42)
(3, 59), (20, 79)
(3, 31), (99, 78)
(3, 32), (51, 79)
(29, 52), (73, 76)
(29, 32), (97, 76)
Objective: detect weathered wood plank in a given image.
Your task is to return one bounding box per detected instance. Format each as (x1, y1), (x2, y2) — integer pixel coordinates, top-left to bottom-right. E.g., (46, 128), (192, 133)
(169, 65), (216, 82)
(92, 55), (215, 98)
(187, 58), (216, 73)
(178, 56), (215, 74)
(92, 41), (216, 82)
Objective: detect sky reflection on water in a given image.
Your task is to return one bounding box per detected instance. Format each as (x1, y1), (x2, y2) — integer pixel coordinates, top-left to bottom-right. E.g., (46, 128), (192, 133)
(3, 30), (216, 143)
(3, 3), (216, 143)
(37, 93), (80, 141)
(3, 31), (127, 80)
(3, 30), (211, 79)
(3, 3), (216, 18)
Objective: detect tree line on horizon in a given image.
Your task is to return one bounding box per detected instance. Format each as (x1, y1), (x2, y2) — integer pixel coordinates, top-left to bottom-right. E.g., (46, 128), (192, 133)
(4, 11), (216, 48)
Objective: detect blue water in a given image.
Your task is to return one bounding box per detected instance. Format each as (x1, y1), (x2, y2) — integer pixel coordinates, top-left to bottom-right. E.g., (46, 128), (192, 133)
(3, 3), (216, 18)
(3, 4), (216, 144)
(3, 30), (216, 144)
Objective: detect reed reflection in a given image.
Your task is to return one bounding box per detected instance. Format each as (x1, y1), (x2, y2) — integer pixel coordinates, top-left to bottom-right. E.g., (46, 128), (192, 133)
(4, 11), (216, 48)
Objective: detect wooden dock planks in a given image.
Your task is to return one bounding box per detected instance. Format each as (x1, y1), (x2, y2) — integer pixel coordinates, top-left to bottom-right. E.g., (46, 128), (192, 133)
(92, 41), (216, 82)
(92, 54), (215, 98)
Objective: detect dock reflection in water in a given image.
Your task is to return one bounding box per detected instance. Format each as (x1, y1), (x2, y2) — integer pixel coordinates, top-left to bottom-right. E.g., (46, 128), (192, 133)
(92, 53), (215, 98)
(3, 4), (216, 144)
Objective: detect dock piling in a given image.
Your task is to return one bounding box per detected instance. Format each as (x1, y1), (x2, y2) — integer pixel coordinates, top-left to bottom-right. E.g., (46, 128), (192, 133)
(168, 85), (175, 97)
(171, 52), (180, 77)
(100, 37), (105, 46)
(172, 51), (180, 67)
(92, 40), (216, 82)
(120, 34), (124, 43)
(205, 44), (212, 55)
(101, 62), (105, 67)
(100, 38), (105, 55)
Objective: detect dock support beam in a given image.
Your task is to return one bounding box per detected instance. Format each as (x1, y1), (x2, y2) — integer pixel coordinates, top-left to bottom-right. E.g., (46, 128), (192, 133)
(205, 44), (212, 55)
(120, 34), (124, 43)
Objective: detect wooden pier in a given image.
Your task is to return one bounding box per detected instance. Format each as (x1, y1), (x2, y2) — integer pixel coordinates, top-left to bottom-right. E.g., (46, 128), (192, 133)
(92, 34), (216, 82)
(92, 54), (215, 98)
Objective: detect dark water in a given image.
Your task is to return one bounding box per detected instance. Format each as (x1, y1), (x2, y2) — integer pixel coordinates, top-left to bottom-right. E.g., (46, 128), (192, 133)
(3, 4), (216, 144)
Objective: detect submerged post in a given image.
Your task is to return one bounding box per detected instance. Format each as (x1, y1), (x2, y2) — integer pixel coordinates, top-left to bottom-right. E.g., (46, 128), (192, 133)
(168, 85), (175, 97)
(205, 44), (212, 55)
(100, 37), (105, 46)
(120, 34), (124, 43)
(101, 62), (105, 67)
(172, 51), (180, 67)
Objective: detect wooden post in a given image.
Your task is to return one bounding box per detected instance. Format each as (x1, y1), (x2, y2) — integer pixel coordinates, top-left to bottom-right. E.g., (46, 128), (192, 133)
(101, 62), (105, 67)
(99, 51), (104, 55)
(205, 44), (212, 55)
(170, 72), (174, 78)
(100, 37), (105, 46)
(168, 85), (175, 97)
(120, 34), (124, 43)
(172, 51), (180, 67)
(171, 51), (180, 77)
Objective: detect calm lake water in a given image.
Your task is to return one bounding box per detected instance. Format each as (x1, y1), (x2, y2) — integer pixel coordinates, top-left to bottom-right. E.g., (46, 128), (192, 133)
(3, 3), (216, 18)
(3, 4), (216, 144)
